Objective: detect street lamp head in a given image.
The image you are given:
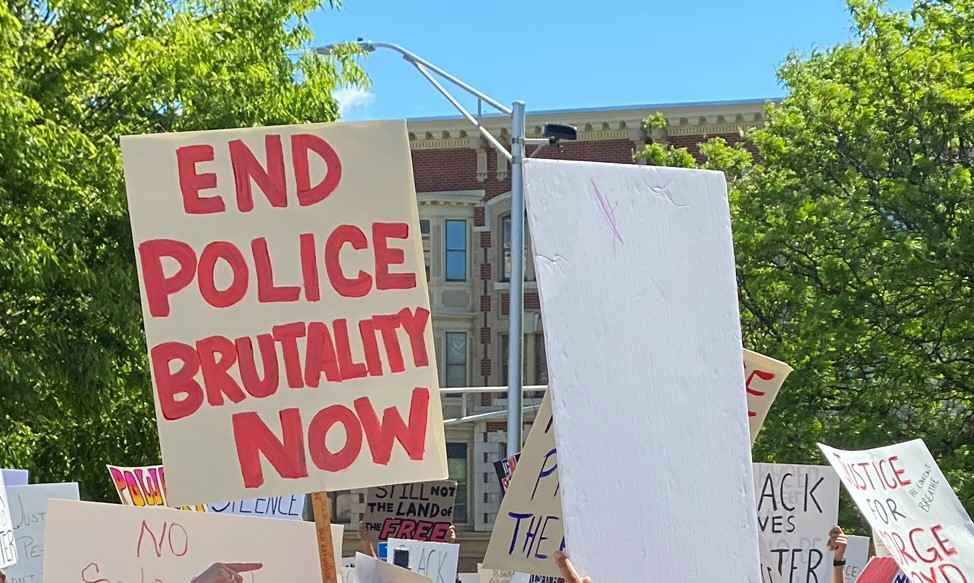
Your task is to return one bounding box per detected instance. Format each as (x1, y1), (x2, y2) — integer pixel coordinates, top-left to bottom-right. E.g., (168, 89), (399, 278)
(315, 40), (376, 56)
(542, 123), (578, 142)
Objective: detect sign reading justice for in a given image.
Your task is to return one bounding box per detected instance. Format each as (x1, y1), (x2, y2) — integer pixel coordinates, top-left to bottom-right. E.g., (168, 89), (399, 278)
(121, 121), (448, 505)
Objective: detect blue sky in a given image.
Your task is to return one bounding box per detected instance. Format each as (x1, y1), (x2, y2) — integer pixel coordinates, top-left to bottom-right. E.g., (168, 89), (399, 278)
(310, 1), (913, 121)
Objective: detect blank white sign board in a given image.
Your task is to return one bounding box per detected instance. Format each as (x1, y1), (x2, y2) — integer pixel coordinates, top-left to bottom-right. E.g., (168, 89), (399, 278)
(524, 159), (760, 582)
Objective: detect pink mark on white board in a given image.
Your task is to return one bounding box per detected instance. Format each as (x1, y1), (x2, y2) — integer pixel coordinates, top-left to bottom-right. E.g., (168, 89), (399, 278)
(589, 180), (624, 245)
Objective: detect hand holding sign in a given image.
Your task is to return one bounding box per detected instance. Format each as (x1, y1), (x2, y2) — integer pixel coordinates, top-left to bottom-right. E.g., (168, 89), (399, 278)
(554, 552), (591, 583)
(828, 526), (848, 561)
(191, 562), (262, 583)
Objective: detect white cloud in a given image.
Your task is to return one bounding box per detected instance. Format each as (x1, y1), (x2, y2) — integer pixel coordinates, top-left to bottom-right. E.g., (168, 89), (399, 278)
(334, 86), (375, 120)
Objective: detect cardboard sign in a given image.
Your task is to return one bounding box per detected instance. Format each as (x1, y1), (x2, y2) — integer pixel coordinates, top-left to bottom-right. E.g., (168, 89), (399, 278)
(483, 393), (563, 578)
(5, 482), (80, 582)
(357, 552), (432, 583)
(478, 565), (515, 583)
(0, 470), (17, 569)
(754, 463), (839, 583)
(108, 464), (207, 511)
(121, 121), (448, 505)
(43, 500), (334, 581)
(744, 349), (793, 443)
(493, 455), (520, 495)
(1, 470), (28, 487)
(523, 160), (760, 582)
(846, 534), (871, 582)
(858, 557), (908, 583)
(386, 539), (459, 583)
(208, 493), (305, 520)
(365, 480), (457, 541)
(820, 440), (974, 581)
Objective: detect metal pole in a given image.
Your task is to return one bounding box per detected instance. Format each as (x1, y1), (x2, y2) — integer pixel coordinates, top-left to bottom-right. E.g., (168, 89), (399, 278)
(506, 101), (527, 457)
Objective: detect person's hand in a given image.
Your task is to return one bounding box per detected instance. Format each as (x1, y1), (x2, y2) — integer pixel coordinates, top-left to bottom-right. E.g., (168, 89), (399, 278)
(447, 525), (457, 544)
(828, 526), (848, 561)
(358, 521), (378, 558)
(191, 563), (262, 583)
(555, 551), (591, 583)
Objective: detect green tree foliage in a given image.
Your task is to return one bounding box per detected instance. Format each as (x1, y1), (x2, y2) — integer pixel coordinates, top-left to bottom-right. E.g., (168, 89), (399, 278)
(0, 0), (364, 500)
(638, 0), (974, 524)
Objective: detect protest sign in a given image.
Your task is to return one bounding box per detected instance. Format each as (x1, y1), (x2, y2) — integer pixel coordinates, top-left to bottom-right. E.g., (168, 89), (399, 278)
(1, 470), (28, 487)
(121, 121), (448, 505)
(0, 470), (17, 569)
(523, 160), (759, 581)
(108, 464), (207, 511)
(493, 455), (520, 495)
(858, 557), (908, 583)
(208, 493), (305, 520)
(43, 499), (335, 581)
(846, 534), (871, 582)
(5, 482), (79, 583)
(820, 440), (974, 581)
(386, 539), (459, 583)
(478, 565), (514, 583)
(744, 349), (793, 443)
(356, 552), (431, 583)
(754, 463), (840, 583)
(365, 481), (457, 541)
(483, 393), (563, 578)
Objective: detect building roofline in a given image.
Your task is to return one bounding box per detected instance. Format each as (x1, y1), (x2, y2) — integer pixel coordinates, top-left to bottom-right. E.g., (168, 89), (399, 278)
(404, 97), (780, 124)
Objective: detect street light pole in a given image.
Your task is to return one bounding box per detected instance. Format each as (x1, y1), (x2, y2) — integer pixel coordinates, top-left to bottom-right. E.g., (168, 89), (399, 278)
(316, 41), (528, 456)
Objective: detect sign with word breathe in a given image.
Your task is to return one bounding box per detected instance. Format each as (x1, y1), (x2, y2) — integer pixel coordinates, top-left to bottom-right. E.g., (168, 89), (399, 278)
(754, 463), (839, 583)
(820, 440), (974, 582)
(483, 392), (562, 578)
(6, 482), (80, 583)
(744, 350), (793, 443)
(44, 500), (325, 581)
(0, 470), (17, 569)
(365, 480), (457, 541)
(121, 121), (448, 505)
(386, 539), (459, 583)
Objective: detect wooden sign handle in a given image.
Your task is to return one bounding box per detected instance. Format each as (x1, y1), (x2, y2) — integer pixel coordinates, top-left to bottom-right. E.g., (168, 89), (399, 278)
(312, 491), (338, 583)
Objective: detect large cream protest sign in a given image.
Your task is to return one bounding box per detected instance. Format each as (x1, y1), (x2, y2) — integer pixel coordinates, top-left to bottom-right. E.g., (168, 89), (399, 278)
(483, 393), (562, 578)
(0, 470), (17, 569)
(754, 463), (839, 583)
(820, 440), (974, 581)
(44, 500), (336, 581)
(524, 160), (760, 582)
(745, 349), (793, 443)
(121, 121), (448, 505)
(6, 482), (80, 583)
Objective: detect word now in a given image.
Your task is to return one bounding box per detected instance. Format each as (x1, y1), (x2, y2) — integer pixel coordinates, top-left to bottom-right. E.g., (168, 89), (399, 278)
(233, 387), (431, 488)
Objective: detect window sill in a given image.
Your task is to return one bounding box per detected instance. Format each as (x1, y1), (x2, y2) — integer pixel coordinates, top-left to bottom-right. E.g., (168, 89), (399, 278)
(492, 281), (537, 291)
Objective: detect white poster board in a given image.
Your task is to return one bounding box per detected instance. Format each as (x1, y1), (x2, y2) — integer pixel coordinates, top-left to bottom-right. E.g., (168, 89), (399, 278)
(846, 534), (871, 582)
(744, 349), (793, 443)
(5, 482), (80, 582)
(121, 121), (448, 505)
(0, 470), (16, 569)
(364, 481), (457, 541)
(386, 538), (459, 583)
(820, 440), (974, 581)
(524, 160), (759, 581)
(754, 463), (839, 583)
(44, 500), (322, 581)
(482, 393), (562, 577)
(208, 494), (305, 520)
(1, 471), (28, 487)
(357, 552), (431, 583)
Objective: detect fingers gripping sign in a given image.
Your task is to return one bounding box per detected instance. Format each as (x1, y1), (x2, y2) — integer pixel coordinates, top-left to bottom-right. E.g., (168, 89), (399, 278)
(192, 562), (263, 583)
(555, 552), (592, 583)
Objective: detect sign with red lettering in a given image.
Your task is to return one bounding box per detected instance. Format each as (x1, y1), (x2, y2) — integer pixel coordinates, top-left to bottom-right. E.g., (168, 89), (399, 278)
(108, 464), (207, 512)
(820, 440), (974, 582)
(120, 121), (448, 505)
(43, 500), (336, 582)
(754, 463), (840, 583)
(0, 469), (17, 569)
(857, 557), (907, 583)
(744, 350), (792, 443)
(364, 480), (457, 541)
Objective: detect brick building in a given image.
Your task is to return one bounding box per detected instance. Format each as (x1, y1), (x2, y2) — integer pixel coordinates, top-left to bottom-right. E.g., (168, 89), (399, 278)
(337, 98), (770, 567)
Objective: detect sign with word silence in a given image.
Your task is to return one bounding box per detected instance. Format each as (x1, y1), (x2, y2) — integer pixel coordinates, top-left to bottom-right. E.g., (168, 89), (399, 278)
(820, 440), (974, 582)
(754, 463), (839, 583)
(386, 539), (459, 583)
(365, 480), (457, 541)
(121, 121), (448, 505)
(5, 482), (80, 583)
